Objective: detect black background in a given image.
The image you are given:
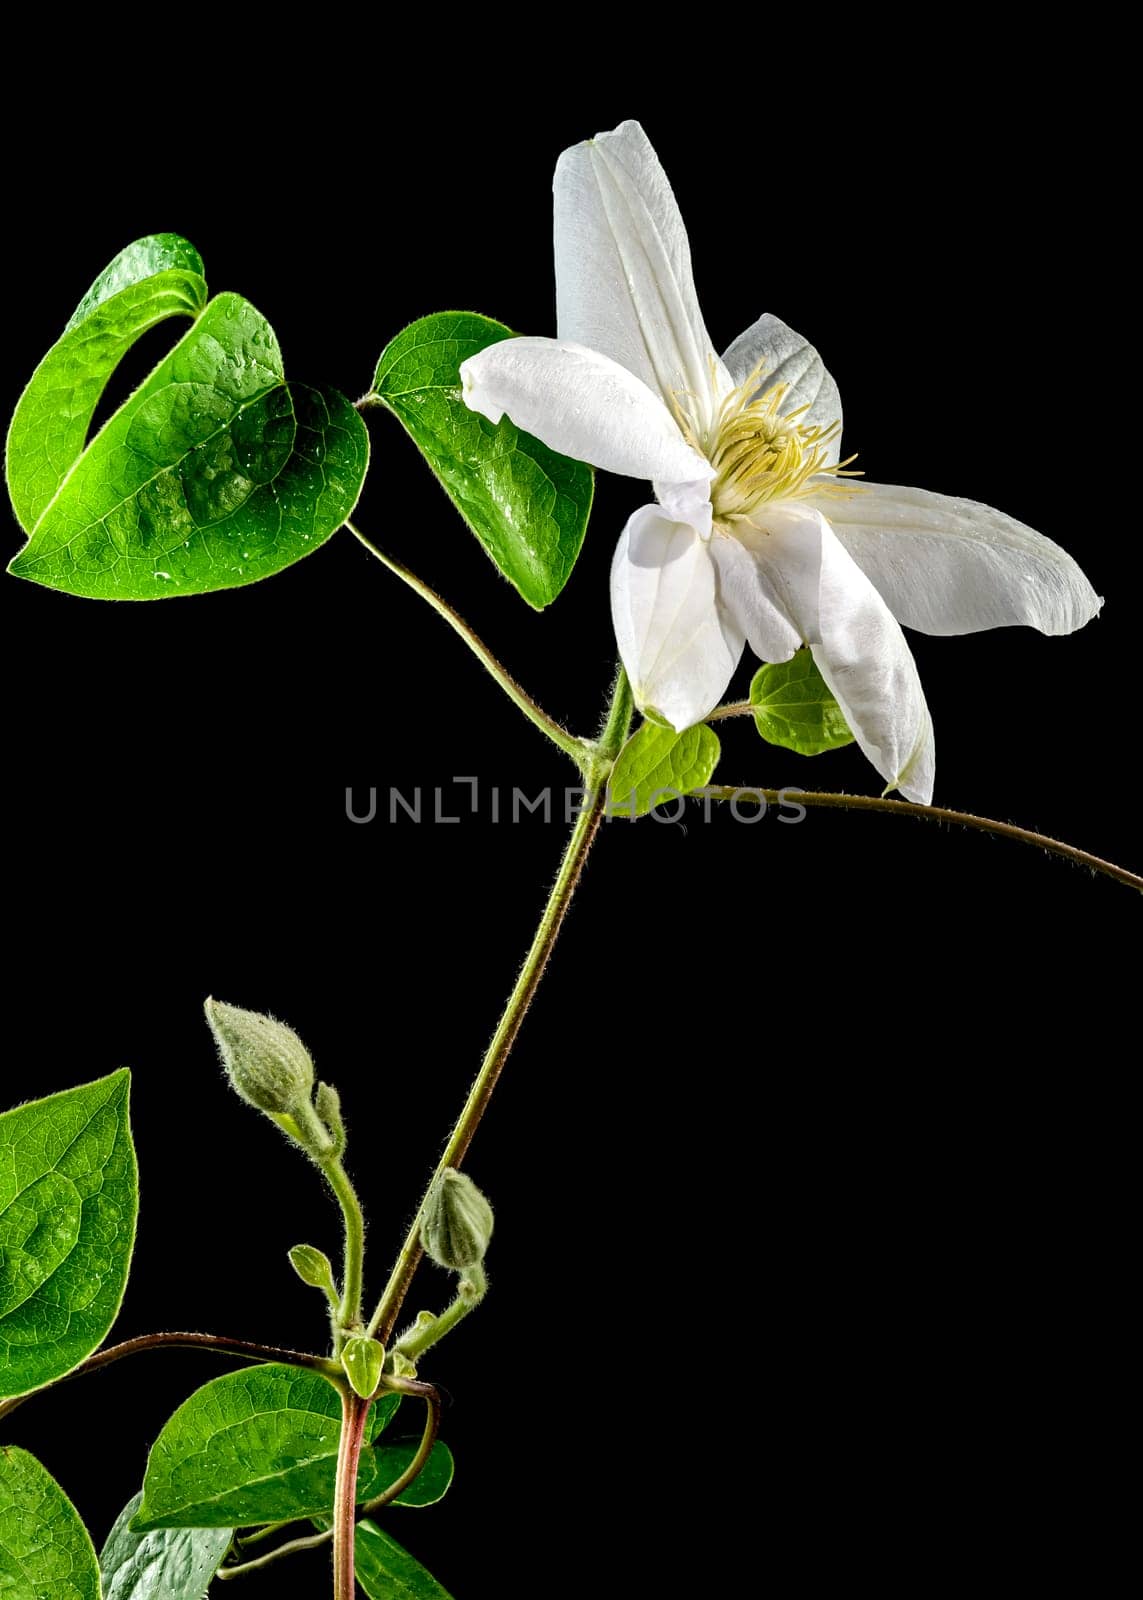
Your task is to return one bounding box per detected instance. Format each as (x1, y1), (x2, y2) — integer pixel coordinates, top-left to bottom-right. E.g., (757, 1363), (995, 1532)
(3, 39), (1136, 1598)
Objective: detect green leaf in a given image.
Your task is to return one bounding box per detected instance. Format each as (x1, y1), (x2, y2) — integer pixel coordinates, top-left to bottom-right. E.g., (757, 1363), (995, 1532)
(373, 311), (593, 609)
(100, 1492), (231, 1600)
(6, 234), (208, 533)
(0, 1448), (100, 1600)
(342, 1334), (386, 1398)
(0, 1070), (137, 1398)
(355, 1521), (455, 1600)
(750, 649), (855, 755)
(288, 1243), (337, 1295)
(9, 293), (369, 599)
(371, 1438), (454, 1508)
(607, 721), (721, 818)
(134, 1364), (402, 1529)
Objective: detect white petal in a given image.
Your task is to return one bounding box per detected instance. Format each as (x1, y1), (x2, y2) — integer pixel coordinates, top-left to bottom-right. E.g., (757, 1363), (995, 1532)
(460, 337), (711, 484)
(654, 477), (714, 539)
(611, 506), (743, 731)
(708, 534), (802, 664)
(746, 505), (936, 803)
(554, 120), (726, 426)
(722, 312), (843, 466)
(811, 481), (1103, 637)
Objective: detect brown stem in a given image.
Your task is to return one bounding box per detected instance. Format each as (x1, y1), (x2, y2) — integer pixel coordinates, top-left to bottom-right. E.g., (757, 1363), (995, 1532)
(701, 786), (1142, 890)
(333, 1388), (370, 1600)
(0, 1332), (338, 1426)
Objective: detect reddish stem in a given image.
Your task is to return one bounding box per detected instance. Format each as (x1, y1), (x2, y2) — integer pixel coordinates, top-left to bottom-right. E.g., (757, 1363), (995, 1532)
(333, 1387), (371, 1600)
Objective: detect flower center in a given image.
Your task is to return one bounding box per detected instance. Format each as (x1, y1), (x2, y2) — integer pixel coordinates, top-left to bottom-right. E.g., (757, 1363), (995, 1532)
(674, 360), (860, 527)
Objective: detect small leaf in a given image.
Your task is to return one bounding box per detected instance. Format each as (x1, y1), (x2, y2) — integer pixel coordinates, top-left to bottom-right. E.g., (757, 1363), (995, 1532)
(100, 1491), (231, 1600)
(0, 1070), (137, 1398)
(6, 234), (208, 533)
(372, 311), (593, 609)
(342, 1334), (385, 1398)
(750, 649), (855, 755)
(0, 1448), (100, 1600)
(134, 1364), (402, 1529)
(354, 1520), (455, 1600)
(9, 292), (368, 599)
(607, 722), (721, 818)
(289, 1243), (337, 1295)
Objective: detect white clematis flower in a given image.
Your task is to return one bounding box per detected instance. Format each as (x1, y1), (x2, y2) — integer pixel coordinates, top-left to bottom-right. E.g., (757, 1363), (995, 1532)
(460, 120), (1102, 804)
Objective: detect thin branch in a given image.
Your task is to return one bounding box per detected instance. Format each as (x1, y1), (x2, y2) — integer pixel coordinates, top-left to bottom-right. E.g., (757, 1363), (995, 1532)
(345, 520), (590, 768)
(217, 1529), (332, 1580)
(366, 669), (633, 1348)
(367, 783), (608, 1344)
(704, 701), (753, 721)
(0, 1332), (339, 1426)
(360, 1378), (441, 1516)
(701, 786), (1142, 890)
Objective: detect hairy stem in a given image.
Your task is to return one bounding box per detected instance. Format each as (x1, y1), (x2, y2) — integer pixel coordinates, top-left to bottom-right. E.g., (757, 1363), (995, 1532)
(395, 1264), (487, 1362)
(346, 520), (590, 768)
(319, 1155), (366, 1343)
(701, 785), (1142, 890)
(0, 1332), (339, 1426)
(704, 701), (753, 721)
(333, 1387), (371, 1600)
(367, 670), (632, 1345)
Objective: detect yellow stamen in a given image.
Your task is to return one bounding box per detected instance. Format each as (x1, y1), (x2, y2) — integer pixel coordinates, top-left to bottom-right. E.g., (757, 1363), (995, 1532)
(673, 358), (862, 527)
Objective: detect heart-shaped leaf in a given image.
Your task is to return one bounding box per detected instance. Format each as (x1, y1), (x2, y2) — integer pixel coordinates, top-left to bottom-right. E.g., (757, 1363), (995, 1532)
(372, 312), (592, 609)
(607, 721), (721, 817)
(7, 243), (368, 599)
(750, 649), (855, 755)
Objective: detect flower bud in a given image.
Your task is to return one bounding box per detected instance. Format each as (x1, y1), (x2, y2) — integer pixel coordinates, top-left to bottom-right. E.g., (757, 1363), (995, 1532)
(205, 998), (314, 1116)
(288, 1244), (337, 1297)
(341, 1334), (385, 1398)
(420, 1168), (494, 1272)
(315, 1082), (346, 1155)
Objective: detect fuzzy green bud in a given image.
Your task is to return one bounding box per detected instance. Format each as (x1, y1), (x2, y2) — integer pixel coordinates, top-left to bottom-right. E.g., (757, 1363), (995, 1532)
(205, 998), (315, 1116)
(315, 1082), (346, 1156)
(341, 1335), (385, 1398)
(288, 1244), (337, 1297)
(420, 1168), (494, 1272)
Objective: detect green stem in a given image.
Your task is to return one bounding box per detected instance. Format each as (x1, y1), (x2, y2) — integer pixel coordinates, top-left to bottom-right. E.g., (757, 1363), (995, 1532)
(217, 1530), (332, 1580)
(395, 1264), (487, 1362)
(0, 1332), (339, 1427)
(346, 519), (590, 769)
(367, 670), (632, 1345)
(236, 1519), (291, 1549)
(333, 1387), (370, 1600)
(319, 1155), (366, 1343)
(701, 785), (1142, 891)
(704, 701), (752, 721)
